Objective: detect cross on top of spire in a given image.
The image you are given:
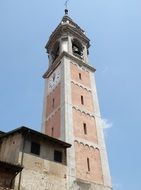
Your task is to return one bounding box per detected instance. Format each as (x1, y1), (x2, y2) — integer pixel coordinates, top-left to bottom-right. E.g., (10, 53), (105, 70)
(64, 0), (69, 15)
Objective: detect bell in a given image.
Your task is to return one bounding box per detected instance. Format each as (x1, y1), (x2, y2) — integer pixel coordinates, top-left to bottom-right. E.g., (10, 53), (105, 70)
(73, 46), (79, 54)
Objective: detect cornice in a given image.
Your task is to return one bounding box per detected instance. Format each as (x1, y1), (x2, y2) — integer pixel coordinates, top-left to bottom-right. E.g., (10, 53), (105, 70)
(43, 53), (64, 78)
(63, 51), (96, 72)
(61, 15), (85, 33)
(46, 24), (90, 53)
(43, 51), (96, 79)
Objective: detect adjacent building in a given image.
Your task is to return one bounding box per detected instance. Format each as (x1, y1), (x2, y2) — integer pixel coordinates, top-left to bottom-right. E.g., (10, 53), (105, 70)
(0, 127), (71, 190)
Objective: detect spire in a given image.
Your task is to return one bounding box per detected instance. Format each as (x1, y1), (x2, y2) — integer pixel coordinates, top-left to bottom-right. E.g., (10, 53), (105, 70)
(45, 2), (90, 55)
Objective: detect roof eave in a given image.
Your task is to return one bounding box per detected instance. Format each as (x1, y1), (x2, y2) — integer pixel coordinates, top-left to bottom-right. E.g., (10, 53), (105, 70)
(0, 126), (71, 148)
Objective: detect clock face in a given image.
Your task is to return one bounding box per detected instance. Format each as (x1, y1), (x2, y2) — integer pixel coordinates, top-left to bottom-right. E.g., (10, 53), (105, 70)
(47, 66), (61, 94)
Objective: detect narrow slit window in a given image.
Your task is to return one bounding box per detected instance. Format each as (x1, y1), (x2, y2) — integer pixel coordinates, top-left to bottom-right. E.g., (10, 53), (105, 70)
(52, 98), (55, 108)
(87, 158), (90, 171)
(51, 127), (54, 136)
(81, 95), (84, 105)
(53, 73), (56, 82)
(83, 123), (87, 134)
(79, 73), (82, 80)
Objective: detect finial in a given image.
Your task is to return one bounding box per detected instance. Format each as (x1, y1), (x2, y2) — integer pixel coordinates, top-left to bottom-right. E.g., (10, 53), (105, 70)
(64, 0), (69, 15)
(65, 9), (68, 15)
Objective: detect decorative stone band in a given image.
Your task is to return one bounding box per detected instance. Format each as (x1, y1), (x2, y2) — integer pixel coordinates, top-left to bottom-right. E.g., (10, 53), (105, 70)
(70, 61), (90, 72)
(72, 105), (101, 119)
(74, 138), (99, 149)
(64, 51), (96, 72)
(43, 51), (96, 78)
(71, 80), (92, 93)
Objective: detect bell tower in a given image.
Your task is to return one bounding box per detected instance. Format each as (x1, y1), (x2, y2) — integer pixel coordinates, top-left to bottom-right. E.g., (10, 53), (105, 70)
(42, 10), (112, 190)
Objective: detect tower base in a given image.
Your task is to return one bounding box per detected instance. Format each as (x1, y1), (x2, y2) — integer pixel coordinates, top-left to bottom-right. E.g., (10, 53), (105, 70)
(69, 179), (112, 190)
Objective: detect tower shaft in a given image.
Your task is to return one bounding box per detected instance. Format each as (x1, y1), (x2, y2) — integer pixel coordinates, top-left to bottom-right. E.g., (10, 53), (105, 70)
(42, 13), (112, 190)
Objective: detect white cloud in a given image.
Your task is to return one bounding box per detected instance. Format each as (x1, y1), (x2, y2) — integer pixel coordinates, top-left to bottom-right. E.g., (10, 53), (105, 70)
(101, 119), (113, 129)
(112, 182), (123, 190)
(101, 66), (109, 74)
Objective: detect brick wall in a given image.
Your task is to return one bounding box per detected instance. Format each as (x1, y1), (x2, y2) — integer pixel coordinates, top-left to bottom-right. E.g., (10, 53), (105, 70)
(45, 83), (61, 138)
(71, 83), (94, 112)
(73, 109), (98, 143)
(70, 63), (91, 88)
(46, 84), (61, 117)
(75, 141), (103, 184)
(45, 110), (61, 138)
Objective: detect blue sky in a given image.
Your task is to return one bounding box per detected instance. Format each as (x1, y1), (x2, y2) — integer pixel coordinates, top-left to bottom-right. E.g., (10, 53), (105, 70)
(0, 0), (141, 189)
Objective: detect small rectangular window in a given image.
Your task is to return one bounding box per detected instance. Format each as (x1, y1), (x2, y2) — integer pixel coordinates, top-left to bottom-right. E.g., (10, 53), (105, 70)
(81, 95), (84, 105)
(83, 123), (87, 135)
(79, 73), (82, 80)
(87, 158), (90, 171)
(54, 150), (62, 163)
(31, 142), (40, 155)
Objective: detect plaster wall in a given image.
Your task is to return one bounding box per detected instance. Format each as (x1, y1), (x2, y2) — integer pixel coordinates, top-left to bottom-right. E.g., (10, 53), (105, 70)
(23, 138), (66, 164)
(15, 153), (67, 190)
(0, 134), (22, 164)
(72, 180), (112, 190)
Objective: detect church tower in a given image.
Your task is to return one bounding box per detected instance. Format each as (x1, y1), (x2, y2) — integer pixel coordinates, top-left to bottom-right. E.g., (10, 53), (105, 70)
(42, 9), (112, 190)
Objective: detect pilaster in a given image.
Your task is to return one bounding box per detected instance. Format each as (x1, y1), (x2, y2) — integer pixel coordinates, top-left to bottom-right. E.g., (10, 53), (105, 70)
(60, 56), (76, 189)
(90, 72), (112, 188)
(41, 79), (48, 133)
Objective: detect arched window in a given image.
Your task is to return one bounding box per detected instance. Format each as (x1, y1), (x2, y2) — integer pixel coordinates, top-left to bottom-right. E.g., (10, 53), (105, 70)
(72, 39), (83, 59)
(51, 41), (60, 63)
